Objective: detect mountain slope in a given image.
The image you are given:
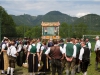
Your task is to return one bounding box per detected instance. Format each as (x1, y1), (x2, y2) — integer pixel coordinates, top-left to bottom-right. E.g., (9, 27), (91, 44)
(11, 14), (36, 25)
(11, 11), (78, 25)
(42, 11), (77, 24)
(11, 11), (100, 30)
(72, 14), (100, 30)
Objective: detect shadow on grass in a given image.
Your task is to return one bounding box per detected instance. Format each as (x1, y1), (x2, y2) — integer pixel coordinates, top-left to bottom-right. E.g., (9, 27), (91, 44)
(95, 67), (100, 72)
(14, 72), (23, 75)
(15, 68), (22, 72)
(14, 68), (23, 75)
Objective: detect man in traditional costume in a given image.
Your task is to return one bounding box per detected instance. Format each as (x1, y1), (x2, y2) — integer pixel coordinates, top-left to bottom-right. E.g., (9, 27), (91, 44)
(85, 38), (91, 51)
(7, 40), (18, 75)
(45, 40), (64, 75)
(75, 38), (81, 73)
(79, 41), (90, 75)
(64, 38), (76, 75)
(58, 39), (65, 71)
(94, 36), (100, 70)
(85, 38), (91, 65)
(58, 39), (64, 48)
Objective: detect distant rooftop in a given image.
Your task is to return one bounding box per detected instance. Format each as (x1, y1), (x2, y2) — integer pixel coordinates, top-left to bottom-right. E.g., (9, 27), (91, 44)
(41, 21), (60, 26)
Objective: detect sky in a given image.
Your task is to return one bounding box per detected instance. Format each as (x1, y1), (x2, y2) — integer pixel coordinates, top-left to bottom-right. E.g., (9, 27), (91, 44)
(0, 0), (100, 17)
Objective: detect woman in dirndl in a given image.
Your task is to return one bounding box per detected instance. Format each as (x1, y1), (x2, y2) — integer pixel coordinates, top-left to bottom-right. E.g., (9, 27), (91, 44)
(39, 41), (50, 73)
(27, 39), (39, 75)
(0, 38), (9, 74)
(16, 40), (24, 67)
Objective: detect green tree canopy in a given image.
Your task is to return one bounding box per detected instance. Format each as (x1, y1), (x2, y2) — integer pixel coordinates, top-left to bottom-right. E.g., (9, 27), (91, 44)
(73, 23), (88, 38)
(0, 6), (16, 39)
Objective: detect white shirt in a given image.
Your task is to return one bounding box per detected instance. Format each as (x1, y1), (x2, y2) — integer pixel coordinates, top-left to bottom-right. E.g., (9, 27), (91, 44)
(94, 40), (100, 51)
(8, 46), (17, 57)
(79, 47), (84, 60)
(45, 45), (65, 55)
(36, 42), (41, 52)
(63, 42), (77, 58)
(7, 47), (10, 55)
(23, 45), (28, 50)
(63, 44), (67, 53)
(2, 43), (7, 50)
(17, 44), (22, 52)
(86, 42), (91, 50)
(41, 46), (45, 51)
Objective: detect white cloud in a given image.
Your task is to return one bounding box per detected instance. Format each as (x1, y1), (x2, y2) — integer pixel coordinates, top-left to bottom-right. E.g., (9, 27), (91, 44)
(0, 0), (100, 17)
(76, 12), (90, 17)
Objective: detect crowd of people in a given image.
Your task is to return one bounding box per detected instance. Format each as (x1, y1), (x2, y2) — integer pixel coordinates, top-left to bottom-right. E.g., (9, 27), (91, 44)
(0, 36), (100, 75)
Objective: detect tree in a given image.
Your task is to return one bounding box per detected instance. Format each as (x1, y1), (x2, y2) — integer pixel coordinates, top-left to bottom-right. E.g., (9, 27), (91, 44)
(24, 26), (42, 38)
(59, 22), (69, 38)
(0, 6), (16, 39)
(73, 23), (88, 38)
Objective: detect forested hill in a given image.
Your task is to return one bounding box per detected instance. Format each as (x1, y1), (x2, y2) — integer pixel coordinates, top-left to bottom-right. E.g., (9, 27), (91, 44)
(11, 11), (100, 28)
(11, 14), (37, 26)
(11, 11), (78, 26)
(72, 14), (100, 30)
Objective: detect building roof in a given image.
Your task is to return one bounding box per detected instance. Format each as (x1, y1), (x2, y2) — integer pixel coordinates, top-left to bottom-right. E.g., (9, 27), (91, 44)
(41, 21), (60, 26)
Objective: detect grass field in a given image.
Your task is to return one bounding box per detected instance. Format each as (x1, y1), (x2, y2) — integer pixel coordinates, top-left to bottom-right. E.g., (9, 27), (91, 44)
(1, 42), (100, 75)
(13, 52), (100, 75)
